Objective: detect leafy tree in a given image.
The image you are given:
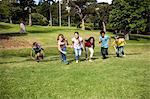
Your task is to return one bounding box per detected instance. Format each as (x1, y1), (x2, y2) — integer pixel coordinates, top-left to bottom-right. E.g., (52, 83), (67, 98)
(19, 0), (35, 26)
(109, 0), (150, 33)
(95, 2), (112, 32)
(0, 0), (18, 24)
(70, 0), (96, 30)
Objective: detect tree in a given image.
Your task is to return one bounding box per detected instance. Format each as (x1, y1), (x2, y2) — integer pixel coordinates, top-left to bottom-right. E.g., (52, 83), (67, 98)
(0, 0), (17, 24)
(70, 0), (96, 30)
(19, 0), (35, 26)
(37, 0), (55, 26)
(109, 0), (150, 33)
(95, 2), (112, 32)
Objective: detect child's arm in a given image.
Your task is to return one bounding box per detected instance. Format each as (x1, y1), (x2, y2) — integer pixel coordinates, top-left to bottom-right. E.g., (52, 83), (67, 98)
(57, 43), (67, 54)
(65, 39), (69, 45)
(112, 41), (117, 51)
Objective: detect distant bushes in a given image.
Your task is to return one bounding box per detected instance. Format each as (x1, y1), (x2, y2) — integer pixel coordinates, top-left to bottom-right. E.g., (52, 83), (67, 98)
(129, 34), (150, 40)
(32, 13), (49, 26)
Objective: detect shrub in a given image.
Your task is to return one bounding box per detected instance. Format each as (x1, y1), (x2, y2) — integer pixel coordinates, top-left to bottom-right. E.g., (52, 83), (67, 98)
(32, 13), (48, 26)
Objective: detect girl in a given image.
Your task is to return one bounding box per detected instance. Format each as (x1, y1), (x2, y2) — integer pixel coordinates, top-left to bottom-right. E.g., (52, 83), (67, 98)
(57, 34), (69, 65)
(72, 32), (83, 63)
(84, 37), (95, 62)
(31, 42), (44, 62)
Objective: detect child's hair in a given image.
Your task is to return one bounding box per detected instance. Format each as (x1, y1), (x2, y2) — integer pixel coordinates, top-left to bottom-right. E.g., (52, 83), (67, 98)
(57, 34), (64, 41)
(33, 42), (37, 46)
(74, 32), (79, 35)
(100, 31), (105, 35)
(85, 37), (95, 49)
(89, 37), (95, 49)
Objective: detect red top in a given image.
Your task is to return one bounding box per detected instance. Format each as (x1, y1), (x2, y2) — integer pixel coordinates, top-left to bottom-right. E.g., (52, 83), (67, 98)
(85, 41), (92, 47)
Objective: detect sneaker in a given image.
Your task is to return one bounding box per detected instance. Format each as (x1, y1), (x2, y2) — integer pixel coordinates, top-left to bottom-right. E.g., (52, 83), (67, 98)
(65, 61), (69, 65)
(89, 59), (92, 62)
(122, 55), (126, 57)
(76, 60), (79, 63)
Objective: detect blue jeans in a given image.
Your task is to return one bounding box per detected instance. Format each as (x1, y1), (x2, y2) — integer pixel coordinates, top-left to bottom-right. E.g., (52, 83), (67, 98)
(74, 48), (82, 60)
(101, 47), (108, 59)
(60, 47), (67, 62)
(116, 46), (124, 57)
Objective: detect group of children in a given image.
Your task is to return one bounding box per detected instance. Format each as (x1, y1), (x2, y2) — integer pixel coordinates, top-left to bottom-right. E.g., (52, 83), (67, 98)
(31, 31), (126, 64)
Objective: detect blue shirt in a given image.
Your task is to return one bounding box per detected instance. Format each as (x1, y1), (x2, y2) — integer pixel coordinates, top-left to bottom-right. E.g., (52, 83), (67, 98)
(100, 35), (110, 48)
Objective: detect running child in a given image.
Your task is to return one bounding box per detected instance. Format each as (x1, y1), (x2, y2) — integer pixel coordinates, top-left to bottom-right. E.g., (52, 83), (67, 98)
(99, 31), (110, 59)
(112, 36), (126, 57)
(84, 37), (95, 62)
(57, 34), (69, 65)
(72, 32), (84, 63)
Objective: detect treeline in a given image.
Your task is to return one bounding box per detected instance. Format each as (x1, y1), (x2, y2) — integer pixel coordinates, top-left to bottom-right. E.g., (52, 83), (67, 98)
(0, 0), (149, 34)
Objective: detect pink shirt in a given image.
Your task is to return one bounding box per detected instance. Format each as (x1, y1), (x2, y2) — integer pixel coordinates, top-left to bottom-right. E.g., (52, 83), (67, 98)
(72, 37), (83, 49)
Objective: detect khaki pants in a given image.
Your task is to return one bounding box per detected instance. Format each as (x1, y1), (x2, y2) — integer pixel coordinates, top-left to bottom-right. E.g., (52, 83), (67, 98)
(85, 47), (94, 59)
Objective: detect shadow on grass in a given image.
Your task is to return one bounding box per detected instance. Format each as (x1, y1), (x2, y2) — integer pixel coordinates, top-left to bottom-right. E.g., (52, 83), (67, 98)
(0, 52), (142, 65)
(0, 24), (12, 29)
(27, 28), (78, 34)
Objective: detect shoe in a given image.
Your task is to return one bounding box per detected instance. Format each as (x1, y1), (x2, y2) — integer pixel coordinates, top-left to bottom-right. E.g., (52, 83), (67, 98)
(89, 59), (92, 62)
(76, 60), (79, 63)
(122, 55), (126, 57)
(65, 61), (69, 65)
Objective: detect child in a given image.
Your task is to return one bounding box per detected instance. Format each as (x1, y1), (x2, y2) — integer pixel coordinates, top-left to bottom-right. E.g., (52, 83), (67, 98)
(72, 32), (83, 63)
(31, 42), (44, 62)
(112, 36), (126, 57)
(99, 31), (110, 59)
(57, 34), (69, 65)
(84, 37), (95, 62)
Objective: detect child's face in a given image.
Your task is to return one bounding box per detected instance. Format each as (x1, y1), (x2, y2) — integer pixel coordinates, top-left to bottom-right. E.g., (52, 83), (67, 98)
(59, 36), (63, 41)
(90, 38), (94, 43)
(74, 33), (79, 39)
(115, 38), (119, 42)
(101, 33), (105, 38)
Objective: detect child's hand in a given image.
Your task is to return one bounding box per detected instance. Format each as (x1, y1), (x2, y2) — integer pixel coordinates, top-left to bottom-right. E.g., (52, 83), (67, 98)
(61, 51), (67, 54)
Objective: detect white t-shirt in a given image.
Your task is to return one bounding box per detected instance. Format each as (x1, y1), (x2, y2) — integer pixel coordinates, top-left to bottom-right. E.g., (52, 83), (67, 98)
(72, 37), (83, 49)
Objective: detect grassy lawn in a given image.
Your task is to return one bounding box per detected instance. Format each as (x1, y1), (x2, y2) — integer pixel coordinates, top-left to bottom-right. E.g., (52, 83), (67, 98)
(0, 22), (150, 99)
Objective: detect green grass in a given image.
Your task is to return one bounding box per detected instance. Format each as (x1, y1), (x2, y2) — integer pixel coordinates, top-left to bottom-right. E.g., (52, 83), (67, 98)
(0, 22), (150, 99)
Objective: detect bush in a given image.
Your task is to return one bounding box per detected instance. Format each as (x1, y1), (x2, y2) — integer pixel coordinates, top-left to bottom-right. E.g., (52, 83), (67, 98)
(32, 13), (48, 26)
(85, 23), (94, 30)
(129, 34), (150, 40)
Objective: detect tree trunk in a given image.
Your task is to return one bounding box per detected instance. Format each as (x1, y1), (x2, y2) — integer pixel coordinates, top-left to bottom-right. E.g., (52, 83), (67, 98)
(9, 17), (12, 24)
(49, 3), (52, 26)
(102, 21), (106, 32)
(81, 19), (85, 30)
(29, 8), (32, 26)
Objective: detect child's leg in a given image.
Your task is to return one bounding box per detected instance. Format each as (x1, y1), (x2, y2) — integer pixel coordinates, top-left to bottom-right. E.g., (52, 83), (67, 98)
(62, 53), (67, 62)
(89, 47), (94, 59)
(36, 53), (40, 61)
(61, 47), (67, 62)
(101, 47), (106, 59)
(85, 47), (88, 60)
(121, 46), (124, 55)
(74, 49), (79, 61)
(78, 48), (82, 57)
(116, 47), (119, 57)
(105, 48), (108, 57)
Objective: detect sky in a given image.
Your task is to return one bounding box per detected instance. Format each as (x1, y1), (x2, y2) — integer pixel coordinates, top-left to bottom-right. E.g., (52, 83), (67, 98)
(34, 0), (112, 4)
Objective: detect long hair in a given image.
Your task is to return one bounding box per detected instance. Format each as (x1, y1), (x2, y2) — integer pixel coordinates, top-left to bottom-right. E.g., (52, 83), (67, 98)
(57, 34), (64, 41)
(87, 37), (95, 49)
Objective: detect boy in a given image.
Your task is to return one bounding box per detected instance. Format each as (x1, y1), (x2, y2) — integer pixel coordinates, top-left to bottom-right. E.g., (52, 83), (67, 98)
(112, 36), (126, 57)
(99, 31), (110, 59)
